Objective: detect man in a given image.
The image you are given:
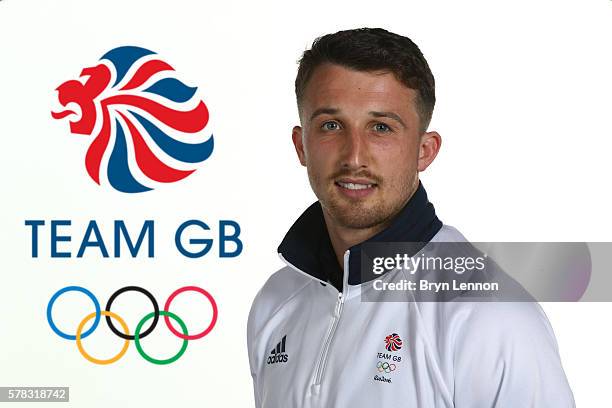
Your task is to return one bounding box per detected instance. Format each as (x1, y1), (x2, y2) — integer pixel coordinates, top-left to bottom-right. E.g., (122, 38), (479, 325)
(247, 28), (575, 407)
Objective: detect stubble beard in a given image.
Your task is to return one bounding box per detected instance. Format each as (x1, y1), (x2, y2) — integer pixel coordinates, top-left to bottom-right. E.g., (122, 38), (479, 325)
(310, 174), (412, 230)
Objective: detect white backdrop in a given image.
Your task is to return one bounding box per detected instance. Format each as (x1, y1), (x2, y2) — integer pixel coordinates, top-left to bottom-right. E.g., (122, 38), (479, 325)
(0, 0), (611, 406)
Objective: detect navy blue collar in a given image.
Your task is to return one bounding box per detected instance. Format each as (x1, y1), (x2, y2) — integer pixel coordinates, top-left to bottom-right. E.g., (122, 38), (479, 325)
(278, 180), (442, 291)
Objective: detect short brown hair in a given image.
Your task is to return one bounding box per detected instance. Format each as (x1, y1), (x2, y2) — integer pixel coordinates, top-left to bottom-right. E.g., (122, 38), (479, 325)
(295, 28), (436, 133)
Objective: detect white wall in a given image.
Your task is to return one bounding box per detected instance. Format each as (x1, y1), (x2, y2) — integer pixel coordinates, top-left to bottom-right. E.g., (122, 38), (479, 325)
(0, 0), (610, 406)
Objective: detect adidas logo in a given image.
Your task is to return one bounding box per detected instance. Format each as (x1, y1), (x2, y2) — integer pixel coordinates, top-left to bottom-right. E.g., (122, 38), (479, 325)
(267, 335), (289, 364)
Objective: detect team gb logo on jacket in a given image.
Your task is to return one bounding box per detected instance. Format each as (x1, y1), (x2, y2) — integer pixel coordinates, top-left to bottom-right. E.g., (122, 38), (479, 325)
(384, 333), (403, 351)
(375, 333), (404, 384)
(51, 46), (214, 193)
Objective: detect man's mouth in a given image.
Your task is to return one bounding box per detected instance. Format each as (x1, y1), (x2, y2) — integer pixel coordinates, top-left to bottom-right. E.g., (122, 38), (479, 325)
(334, 178), (378, 198)
(335, 181), (375, 190)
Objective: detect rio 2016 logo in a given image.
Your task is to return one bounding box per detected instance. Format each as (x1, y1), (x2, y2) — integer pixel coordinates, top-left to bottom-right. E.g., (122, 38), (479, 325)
(51, 46), (214, 193)
(47, 285), (217, 365)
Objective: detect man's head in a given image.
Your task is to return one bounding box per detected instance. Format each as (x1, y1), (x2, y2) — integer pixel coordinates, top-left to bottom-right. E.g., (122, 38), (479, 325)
(291, 28), (441, 231)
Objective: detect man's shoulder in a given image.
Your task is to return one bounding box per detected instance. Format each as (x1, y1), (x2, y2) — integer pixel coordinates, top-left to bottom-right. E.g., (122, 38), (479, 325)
(247, 264), (314, 338)
(431, 223), (469, 242)
(420, 297), (557, 348)
(451, 301), (556, 341)
(253, 265), (313, 306)
(448, 301), (574, 406)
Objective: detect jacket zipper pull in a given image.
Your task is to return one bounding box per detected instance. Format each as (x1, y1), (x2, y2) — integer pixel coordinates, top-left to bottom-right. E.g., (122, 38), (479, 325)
(334, 292), (344, 317)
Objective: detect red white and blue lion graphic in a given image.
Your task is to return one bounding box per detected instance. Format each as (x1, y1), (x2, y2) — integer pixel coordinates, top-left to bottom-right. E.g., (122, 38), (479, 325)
(51, 46), (213, 193)
(384, 333), (403, 351)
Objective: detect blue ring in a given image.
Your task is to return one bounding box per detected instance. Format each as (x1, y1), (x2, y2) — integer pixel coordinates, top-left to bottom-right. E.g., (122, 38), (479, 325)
(47, 286), (101, 340)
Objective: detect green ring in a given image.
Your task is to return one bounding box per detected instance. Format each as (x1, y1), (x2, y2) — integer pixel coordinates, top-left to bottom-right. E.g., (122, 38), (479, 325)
(134, 310), (188, 365)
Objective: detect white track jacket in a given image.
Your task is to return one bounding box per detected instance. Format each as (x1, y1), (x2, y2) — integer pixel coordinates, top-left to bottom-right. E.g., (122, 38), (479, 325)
(247, 182), (575, 407)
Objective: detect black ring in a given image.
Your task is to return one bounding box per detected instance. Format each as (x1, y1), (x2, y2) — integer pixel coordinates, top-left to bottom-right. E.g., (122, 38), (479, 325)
(105, 286), (159, 340)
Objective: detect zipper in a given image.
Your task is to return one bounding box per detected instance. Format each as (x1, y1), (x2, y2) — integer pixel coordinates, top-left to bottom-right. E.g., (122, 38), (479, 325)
(312, 250), (349, 386)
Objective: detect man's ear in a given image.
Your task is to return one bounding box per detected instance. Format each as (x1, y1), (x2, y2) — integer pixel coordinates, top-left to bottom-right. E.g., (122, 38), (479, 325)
(292, 126), (307, 166)
(417, 131), (441, 172)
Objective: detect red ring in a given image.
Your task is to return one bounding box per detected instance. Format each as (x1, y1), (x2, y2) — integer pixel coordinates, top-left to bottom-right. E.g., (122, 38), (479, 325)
(163, 286), (218, 340)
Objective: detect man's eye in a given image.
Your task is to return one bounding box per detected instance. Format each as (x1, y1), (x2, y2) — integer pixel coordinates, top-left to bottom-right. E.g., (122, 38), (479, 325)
(322, 121), (340, 131)
(374, 123), (392, 132)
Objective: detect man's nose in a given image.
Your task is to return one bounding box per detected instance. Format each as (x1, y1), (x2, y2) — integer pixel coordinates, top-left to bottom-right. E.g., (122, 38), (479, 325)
(340, 128), (368, 169)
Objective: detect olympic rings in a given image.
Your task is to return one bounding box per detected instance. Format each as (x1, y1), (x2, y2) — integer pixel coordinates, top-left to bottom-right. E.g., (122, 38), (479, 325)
(377, 361), (397, 373)
(47, 286), (101, 340)
(77, 311), (130, 365)
(163, 286), (218, 340)
(135, 311), (188, 365)
(105, 286), (159, 340)
(47, 285), (217, 364)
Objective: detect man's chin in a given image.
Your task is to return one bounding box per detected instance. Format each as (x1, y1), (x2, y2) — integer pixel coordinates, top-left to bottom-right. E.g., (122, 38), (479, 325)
(335, 213), (388, 229)
(324, 201), (389, 230)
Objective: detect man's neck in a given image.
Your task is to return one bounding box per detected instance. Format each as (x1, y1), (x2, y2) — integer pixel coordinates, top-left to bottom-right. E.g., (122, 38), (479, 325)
(322, 211), (390, 271)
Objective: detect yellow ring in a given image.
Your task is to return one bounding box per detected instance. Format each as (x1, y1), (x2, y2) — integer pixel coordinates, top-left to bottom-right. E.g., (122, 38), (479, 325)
(76, 311), (130, 365)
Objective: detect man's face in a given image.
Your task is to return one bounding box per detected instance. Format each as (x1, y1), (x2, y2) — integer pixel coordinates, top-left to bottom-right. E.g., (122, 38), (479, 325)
(292, 63), (439, 230)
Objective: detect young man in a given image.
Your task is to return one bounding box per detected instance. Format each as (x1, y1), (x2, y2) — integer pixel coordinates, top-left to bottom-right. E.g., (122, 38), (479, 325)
(247, 28), (575, 407)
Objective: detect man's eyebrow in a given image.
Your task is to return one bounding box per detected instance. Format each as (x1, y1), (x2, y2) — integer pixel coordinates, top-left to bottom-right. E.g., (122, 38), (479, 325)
(369, 111), (407, 129)
(309, 107), (339, 122)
